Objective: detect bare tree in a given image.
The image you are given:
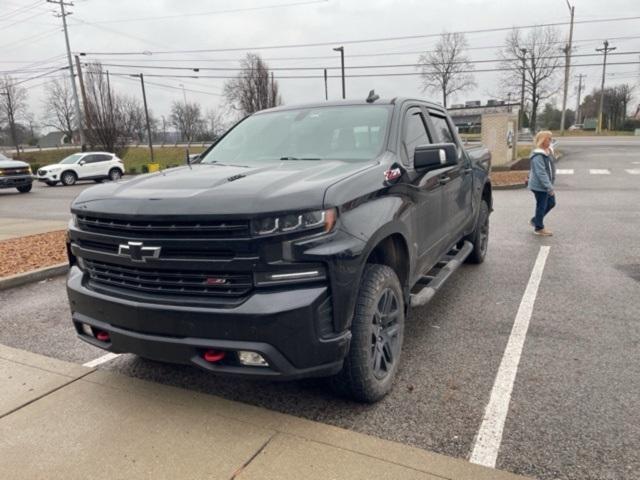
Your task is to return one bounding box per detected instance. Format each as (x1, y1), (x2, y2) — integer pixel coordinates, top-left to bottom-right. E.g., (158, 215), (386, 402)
(205, 108), (226, 140)
(42, 79), (75, 142)
(0, 76), (28, 154)
(418, 32), (475, 108)
(170, 101), (203, 143)
(121, 96), (146, 143)
(83, 62), (126, 152)
(500, 27), (562, 131)
(223, 53), (282, 115)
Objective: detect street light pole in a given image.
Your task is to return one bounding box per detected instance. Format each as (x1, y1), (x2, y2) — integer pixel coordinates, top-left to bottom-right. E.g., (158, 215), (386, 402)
(519, 48), (527, 130)
(559, 1), (575, 135)
(596, 40), (616, 134)
(333, 46), (345, 99)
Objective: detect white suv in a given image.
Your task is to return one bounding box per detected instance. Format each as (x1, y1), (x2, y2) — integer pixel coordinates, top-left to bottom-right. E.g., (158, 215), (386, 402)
(37, 152), (124, 186)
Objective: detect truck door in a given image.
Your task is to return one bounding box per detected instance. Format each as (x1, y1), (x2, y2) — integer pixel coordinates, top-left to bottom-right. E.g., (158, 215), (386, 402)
(426, 112), (473, 244)
(401, 106), (446, 274)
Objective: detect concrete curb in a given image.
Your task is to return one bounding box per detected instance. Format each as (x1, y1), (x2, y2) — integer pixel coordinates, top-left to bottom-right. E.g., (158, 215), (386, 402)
(0, 262), (68, 291)
(494, 183), (527, 190)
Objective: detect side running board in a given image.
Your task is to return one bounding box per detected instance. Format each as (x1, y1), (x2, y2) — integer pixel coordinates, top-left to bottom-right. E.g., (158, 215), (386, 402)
(410, 241), (473, 307)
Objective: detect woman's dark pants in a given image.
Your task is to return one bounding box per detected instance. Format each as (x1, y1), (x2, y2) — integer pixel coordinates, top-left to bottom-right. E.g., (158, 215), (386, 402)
(532, 190), (556, 230)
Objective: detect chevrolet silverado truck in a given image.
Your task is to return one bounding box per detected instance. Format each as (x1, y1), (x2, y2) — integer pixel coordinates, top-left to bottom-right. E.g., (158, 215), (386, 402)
(0, 153), (33, 193)
(66, 97), (492, 402)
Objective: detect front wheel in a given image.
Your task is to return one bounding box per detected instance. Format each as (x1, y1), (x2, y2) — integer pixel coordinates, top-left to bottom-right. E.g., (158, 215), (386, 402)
(16, 184), (32, 193)
(331, 264), (405, 403)
(465, 200), (490, 264)
(61, 171), (77, 186)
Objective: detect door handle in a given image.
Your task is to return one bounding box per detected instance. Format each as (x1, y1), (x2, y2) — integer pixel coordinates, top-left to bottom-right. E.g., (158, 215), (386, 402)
(438, 175), (451, 185)
(463, 167), (473, 174)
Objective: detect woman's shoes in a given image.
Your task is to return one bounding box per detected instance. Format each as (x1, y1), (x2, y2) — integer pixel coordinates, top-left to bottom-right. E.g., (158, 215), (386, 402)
(534, 228), (553, 236)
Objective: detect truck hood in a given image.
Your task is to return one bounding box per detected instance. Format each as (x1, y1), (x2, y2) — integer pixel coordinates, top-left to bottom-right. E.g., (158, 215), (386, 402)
(72, 160), (377, 216)
(0, 159), (29, 169)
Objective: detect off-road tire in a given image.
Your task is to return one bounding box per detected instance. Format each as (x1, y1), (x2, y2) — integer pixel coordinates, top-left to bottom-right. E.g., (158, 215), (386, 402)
(331, 264), (405, 403)
(465, 200), (490, 264)
(61, 171), (77, 186)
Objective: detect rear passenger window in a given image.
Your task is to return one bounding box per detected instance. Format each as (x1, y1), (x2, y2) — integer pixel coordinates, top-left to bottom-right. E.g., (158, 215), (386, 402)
(94, 154), (112, 162)
(429, 115), (455, 144)
(403, 108), (431, 164)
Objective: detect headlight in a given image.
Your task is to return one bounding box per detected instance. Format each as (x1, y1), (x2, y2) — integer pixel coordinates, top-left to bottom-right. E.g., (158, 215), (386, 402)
(252, 208), (337, 236)
(49, 167), (61, 172)
(0, 169), (4, 176)
(71, 214), (78, 228)
(28, 166), (33, 174)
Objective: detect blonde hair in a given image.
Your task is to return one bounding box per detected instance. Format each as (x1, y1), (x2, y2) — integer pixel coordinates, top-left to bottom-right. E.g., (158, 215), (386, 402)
(534, 130), (553, 149)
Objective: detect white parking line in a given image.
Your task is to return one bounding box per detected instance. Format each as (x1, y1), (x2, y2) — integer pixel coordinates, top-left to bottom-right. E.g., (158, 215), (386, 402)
(83, 352), (121, 368)
(470, 246), (551, 468)
(556, 169), (574, 175)
(589, 169), (610, 175)
(625, 169), (640, 175)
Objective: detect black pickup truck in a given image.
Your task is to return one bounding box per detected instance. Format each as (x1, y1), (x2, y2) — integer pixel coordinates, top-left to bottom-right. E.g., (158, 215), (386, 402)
(66, 97), (491, 402)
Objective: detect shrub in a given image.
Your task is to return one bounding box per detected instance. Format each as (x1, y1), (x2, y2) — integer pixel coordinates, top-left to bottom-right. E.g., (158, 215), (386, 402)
(128, 167), (138, 174)
(141, 164), (149, 173)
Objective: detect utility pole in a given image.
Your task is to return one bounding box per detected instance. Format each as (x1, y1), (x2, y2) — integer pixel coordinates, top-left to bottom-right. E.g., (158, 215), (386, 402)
(324, 68), (328, 100)
(270, 72), (275, 106)
(519, 48), (527, 130)
(137, 74), (154, 163)
(596, 40), (616, 134)
(333, 46), (345, 99)
(559, 0), (575, 135)
(48, 0), (86, 150)
(74, 56), (92, 137)
(575, 73), (586, 124)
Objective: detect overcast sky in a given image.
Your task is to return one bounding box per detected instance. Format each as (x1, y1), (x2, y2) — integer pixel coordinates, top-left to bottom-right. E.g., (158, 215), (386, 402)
(3, 0), (639, 130)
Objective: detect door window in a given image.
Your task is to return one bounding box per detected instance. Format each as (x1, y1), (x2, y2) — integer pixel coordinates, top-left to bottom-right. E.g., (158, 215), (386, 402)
(429, 115), (455, 144)
(403, 108), (431, 164)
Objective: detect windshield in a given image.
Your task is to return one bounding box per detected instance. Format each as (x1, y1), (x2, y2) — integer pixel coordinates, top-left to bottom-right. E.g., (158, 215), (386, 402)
(201, 105), (392, 165)
(59, 153), (84, 164)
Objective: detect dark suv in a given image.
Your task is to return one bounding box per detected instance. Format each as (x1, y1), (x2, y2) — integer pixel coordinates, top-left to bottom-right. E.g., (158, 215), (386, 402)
(67, 98), (491, 402)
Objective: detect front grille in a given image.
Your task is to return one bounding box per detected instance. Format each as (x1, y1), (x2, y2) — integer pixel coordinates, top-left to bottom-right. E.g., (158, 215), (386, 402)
(2, 167), (30, 176)
(77, 215), (250, 239)
(38, 169), (46, 176)
(84, 259), (252, 297)
(76, 238), (237, 260)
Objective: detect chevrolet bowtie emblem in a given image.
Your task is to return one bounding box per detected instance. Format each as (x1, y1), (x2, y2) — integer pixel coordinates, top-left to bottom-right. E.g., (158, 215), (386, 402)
(117, 241), (161, 262)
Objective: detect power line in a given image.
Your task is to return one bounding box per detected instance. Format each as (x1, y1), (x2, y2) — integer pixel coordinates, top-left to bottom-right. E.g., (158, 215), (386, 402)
(0, 27), (61, 51)
(0, 0), (44, 22)
(78, 14), (640, 56)
(82, 34), (640, 64)
(112, 74), (223, 97)
(96, 61), (640, 80)
(5, 66), (70, 88)
(74, 0), (329, 24)
(86, 51), (640, 72)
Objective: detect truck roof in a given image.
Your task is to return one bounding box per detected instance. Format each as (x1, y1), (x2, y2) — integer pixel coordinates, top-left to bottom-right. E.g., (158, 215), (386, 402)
(257, 98), (446, 115)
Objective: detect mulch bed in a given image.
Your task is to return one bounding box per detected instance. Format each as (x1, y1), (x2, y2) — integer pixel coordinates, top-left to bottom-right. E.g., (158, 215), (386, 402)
(0, 230), (67, 278)
(490, 170), (528, 187)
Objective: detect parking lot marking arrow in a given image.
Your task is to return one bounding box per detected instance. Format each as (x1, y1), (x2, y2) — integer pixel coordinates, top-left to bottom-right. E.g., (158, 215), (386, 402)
(470, 246), (551, 468)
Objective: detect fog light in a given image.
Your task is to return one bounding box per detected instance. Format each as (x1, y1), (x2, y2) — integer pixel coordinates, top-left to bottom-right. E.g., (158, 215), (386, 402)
(77, 257), (86, 270)
(238, 351), (269, 367)
(81, 323), (93, 337)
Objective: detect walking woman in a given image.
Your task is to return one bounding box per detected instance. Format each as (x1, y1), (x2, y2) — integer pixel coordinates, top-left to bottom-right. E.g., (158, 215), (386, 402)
(528, 130), (556, 236)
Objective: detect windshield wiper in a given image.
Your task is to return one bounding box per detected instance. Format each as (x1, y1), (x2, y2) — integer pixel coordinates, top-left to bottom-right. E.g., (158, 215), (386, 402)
(279, 156), (322, 161)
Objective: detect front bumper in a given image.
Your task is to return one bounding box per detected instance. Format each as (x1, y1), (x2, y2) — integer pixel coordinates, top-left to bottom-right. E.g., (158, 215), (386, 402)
(67, 266), (350, 379)
(0, 175), (32, 188)
(37, 171), (61, 182)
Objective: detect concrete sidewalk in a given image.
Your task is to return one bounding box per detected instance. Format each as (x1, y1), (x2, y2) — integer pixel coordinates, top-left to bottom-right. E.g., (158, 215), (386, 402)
(0, 344), (531, 480)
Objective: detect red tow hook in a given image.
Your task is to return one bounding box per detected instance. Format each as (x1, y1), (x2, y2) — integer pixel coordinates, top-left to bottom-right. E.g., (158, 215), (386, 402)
(95, 330), (111, 342)
(203, 349), (225, 363)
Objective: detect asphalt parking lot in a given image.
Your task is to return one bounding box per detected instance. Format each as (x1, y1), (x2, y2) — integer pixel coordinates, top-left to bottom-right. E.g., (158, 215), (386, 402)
(1, 139), (638, 480)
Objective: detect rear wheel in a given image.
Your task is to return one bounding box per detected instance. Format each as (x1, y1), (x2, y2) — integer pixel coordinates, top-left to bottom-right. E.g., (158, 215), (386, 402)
(331, 264), (405, 403)
(108, 168), (122, 181)
(61, 171), (77, 186)
(16, 184), (32, 193)
(466, 200), (490, 264)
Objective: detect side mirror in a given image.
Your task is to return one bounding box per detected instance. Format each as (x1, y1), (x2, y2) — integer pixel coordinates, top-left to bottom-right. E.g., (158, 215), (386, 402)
(414, 143), (457, 171)
(79, 160), (86, 165)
